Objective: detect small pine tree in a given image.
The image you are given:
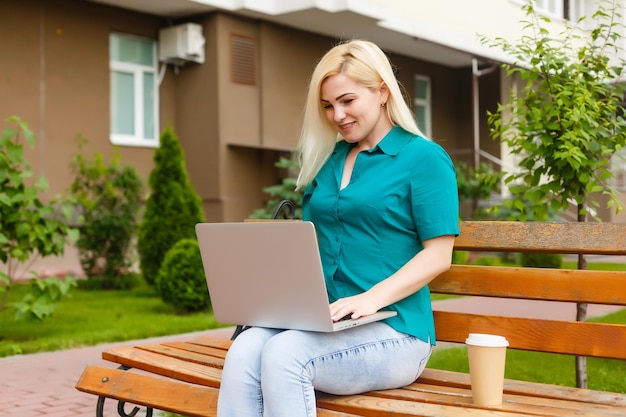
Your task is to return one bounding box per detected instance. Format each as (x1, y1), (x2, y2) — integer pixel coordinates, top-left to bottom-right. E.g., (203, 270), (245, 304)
(137, 128), (205, 286)
(249, 156), (303, 219)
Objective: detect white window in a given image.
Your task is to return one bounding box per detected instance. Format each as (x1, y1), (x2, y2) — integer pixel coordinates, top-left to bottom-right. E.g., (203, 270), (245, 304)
(109, 33), (159, 147)
(568, 0), (586, 22)
(414, 75), (432, 138)
(536, 0), (563, 18)
(512, 0), (564, 20)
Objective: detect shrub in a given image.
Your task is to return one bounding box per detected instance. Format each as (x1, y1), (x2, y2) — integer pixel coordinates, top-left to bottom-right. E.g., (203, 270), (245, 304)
(137, 128), (205, 286)
(156, 239), (209, 313)
(519, 252), (563, 269)
(249, 155), (303, 219)
(0, 116), (78, 320)
(451, 251), (469, 264)
(69, 137), (144, 289)
(471, 256), (502, 266)
(455, 162), (503, 220)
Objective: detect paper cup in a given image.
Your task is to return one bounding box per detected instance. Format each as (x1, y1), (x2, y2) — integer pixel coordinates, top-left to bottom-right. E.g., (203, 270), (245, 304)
(465, 333), (509, 406)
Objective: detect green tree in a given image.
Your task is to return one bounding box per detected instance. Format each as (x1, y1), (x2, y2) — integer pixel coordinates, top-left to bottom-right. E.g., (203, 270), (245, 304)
(483, 1), (626, 221)
(0, 117), (78, 320)
(249, 155), (303, 219)
(455, 162), (503, 219)
(69, 137), (144, 289)
(137, 128), (205, 286)
(482, 0), (626, 387)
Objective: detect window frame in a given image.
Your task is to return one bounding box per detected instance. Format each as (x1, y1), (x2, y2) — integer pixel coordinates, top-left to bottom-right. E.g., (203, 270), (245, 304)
(109, 32), (159, 148)
(511, 0), (565, 20)
(413, 75), (432, 138)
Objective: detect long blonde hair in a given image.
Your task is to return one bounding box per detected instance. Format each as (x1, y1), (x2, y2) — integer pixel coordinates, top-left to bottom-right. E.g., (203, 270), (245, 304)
(296, 39), (425, 189)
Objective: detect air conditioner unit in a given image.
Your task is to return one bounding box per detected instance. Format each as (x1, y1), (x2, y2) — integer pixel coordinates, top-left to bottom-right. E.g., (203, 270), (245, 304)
(158, 23), (205, 65)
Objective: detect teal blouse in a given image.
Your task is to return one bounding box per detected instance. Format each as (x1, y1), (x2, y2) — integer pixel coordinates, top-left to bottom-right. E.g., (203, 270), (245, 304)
(302, 126), (459, 344)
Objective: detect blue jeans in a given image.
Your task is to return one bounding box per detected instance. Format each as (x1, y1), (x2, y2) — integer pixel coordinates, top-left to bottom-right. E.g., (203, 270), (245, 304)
(217, 322), (432, 417)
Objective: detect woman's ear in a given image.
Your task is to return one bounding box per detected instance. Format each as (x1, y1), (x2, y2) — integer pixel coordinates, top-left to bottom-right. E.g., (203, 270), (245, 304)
(379, 81), (390, 104)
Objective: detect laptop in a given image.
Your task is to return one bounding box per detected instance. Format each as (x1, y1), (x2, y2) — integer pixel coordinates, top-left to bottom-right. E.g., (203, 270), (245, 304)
(195, 221), (396, 332)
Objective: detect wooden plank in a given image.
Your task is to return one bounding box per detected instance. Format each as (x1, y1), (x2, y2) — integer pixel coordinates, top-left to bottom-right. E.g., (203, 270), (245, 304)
(372, 384), (625, 416)
(76, 365), (219, 417)
(317, 393), (533, 417)
(186, 336), (233, 351)
(76, 365), (359, 417)
(136, 343), (224, 368)
(102, 346), (223, 388)
(433, 311), (626, 359)
(161, 341), (228, 359)
(417, 369), (626, 408)
(431, 265), (626, 305)
(317, 410), (365, 417)
(455, 221), (626, 255)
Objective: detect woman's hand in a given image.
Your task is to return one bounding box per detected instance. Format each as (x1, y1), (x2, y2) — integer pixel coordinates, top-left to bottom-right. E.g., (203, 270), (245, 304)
(330, 292), (382, 321)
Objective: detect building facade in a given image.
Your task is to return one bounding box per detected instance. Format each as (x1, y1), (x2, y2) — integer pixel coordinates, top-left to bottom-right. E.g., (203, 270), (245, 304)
(1, 0), (625, 222)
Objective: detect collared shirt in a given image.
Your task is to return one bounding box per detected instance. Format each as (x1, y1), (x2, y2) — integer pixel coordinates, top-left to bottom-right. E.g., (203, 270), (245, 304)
(302, 125), (459, 343)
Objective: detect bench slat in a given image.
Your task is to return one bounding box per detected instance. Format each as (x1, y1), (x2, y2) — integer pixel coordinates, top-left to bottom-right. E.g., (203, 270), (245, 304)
(431, 265), (626, 305)
(433, 311), (626, 359)
(102, 346), (223, 388)
(369, 385), (625, 417)
(163, 341), (230, 358)
(418, 368), (626, 407)
(76, 365), (218, 417)
(455, 221), (626, 255)
(76, 365), (358, 417)
(186, 336), (233, 351)
(136, 343), (225, 368)
(318, 393), (533, 417)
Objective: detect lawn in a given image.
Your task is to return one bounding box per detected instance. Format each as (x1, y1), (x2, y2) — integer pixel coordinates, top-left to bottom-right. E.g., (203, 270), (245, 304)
(0, 283), (223, 357)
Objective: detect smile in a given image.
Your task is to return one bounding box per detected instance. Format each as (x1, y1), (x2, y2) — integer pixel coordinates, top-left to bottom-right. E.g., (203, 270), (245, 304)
(339, 122), (355, 129)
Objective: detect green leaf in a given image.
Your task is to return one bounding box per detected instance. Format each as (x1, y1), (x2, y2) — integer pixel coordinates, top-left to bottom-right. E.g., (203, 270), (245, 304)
(0, 271), (10, 286)
(0, 193), (10, 206)
(34, 177), (49, 192)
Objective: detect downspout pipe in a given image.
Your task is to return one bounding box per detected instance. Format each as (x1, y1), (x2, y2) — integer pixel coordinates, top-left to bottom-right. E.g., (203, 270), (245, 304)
(472, 58), (499, 168)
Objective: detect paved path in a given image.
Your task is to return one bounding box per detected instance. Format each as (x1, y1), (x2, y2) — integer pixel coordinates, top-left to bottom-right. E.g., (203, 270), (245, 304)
(0, 297), (623, 417)
(0, 327), (234, 417)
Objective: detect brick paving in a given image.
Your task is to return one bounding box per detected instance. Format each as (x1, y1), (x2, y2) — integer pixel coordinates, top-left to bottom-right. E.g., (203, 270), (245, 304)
(0, 328), (234, 417)
(1, 298), (624, 417)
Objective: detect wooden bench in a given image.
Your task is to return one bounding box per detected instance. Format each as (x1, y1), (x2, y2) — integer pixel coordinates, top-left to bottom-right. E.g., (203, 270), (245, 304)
(75, 221), (626, 416)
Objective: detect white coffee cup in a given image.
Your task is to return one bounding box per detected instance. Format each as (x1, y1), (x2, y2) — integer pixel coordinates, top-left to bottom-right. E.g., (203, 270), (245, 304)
(465, 333), (509, 406)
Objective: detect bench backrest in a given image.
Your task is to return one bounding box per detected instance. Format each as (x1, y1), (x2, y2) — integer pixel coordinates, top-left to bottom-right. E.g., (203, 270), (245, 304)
(431, 221), (626, 360)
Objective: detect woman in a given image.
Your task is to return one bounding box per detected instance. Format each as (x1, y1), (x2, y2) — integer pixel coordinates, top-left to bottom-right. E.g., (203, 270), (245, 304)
(217, 39), (459, 417)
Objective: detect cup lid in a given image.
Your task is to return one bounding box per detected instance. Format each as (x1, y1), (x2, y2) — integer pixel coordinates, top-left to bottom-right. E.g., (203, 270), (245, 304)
(465, 333), (509, 347)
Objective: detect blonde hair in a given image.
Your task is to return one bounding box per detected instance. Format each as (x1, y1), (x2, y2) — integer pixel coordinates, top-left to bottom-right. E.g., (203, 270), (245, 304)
(295, 39), (425, 189)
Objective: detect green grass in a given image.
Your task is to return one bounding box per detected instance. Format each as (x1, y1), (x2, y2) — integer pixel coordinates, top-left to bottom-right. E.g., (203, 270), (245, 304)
(0, 283), (223, 357)
(562, 260), (626, 271)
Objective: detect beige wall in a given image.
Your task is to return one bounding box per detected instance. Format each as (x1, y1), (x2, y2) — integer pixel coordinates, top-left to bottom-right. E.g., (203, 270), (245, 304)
(188, 15), (334, 221)
(0, 0), (172, 199)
